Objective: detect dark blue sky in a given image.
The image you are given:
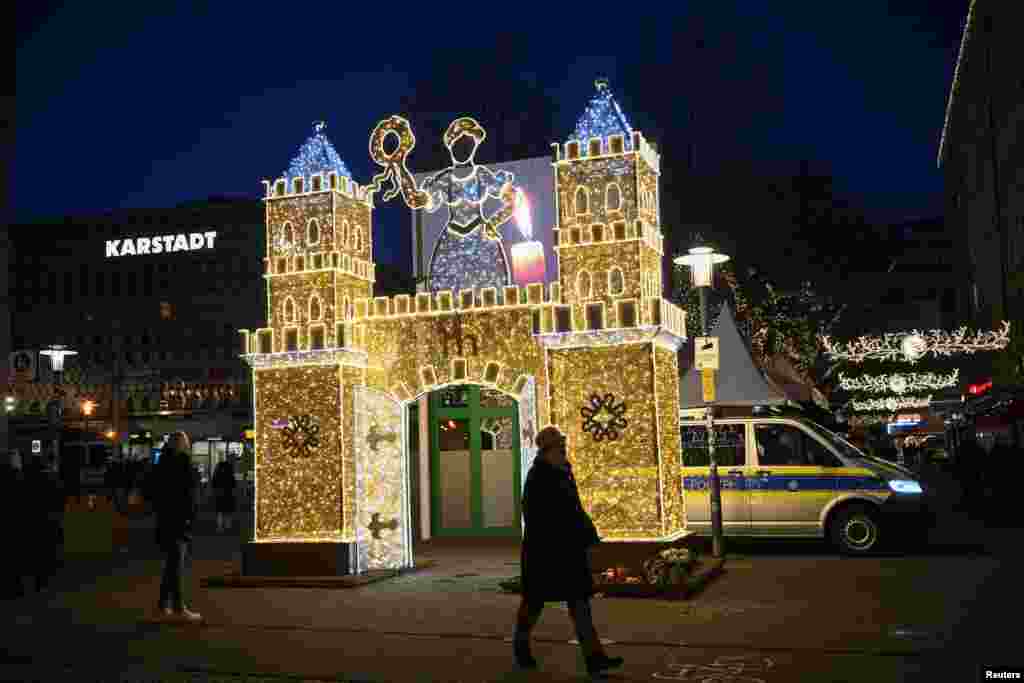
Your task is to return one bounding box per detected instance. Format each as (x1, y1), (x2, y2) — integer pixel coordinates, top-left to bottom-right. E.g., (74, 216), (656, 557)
(15, 2), (966, 268)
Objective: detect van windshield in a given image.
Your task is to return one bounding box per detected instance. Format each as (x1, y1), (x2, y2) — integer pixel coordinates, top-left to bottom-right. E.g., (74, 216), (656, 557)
(803, 421), (870, 461)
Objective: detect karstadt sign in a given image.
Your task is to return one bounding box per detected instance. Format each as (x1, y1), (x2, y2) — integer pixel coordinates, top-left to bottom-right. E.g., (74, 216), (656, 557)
(106, 231), (217, 258)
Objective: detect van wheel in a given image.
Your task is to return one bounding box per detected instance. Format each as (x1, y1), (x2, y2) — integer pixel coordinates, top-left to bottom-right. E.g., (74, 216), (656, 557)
(829, 504), (881, 555)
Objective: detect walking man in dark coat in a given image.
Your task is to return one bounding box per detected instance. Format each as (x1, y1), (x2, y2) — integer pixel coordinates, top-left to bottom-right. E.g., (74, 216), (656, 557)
(153, 432), (202, 622)
(513, 425), (623, 677)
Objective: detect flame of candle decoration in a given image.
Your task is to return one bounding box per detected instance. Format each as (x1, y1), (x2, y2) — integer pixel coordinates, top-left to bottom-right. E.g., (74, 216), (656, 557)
(514, 189), (533, 239)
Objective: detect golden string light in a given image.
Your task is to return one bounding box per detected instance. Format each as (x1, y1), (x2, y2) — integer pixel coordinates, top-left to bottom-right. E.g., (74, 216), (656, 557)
(246, 85), (689, 558)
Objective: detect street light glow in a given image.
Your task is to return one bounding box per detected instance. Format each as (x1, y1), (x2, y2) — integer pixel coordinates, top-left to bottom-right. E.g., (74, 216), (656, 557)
(40, 344), (78, 373)
(674, 244), (730, 288)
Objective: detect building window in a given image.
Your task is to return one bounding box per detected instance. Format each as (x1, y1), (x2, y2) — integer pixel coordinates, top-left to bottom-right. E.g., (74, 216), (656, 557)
(575, 187), (589, 215)
(160, 302), (174, 320)
(285, 329), (299, 352)
(341, 220), (349, 247)
(284, 297), (295, 323)
(577, 270), (592, 299)
(608, 267), (624, 296)
(309, 296), (322, 321)
(95, 272), (105, 297)
(606, 184), (621, 212)
(310, 326), (325, 350)
(307, 218), (320, 245)
(352, 226), (361, 252)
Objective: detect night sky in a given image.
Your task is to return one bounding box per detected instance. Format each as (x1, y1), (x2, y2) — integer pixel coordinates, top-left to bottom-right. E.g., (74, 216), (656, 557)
(15, 2), (967, 270)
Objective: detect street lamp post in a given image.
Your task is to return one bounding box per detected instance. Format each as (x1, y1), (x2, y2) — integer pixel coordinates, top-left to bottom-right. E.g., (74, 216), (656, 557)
(675, 241), (730, 559)
(40, 345), (77, 468)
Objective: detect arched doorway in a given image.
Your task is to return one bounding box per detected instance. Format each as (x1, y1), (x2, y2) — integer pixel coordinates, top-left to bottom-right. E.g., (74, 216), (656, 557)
(429, 385), (521, 538)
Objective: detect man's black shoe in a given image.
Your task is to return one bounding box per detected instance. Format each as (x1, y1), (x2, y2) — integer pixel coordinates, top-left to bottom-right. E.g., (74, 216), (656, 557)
(513, 639), (538, 669)
(586, 654), (624, 676)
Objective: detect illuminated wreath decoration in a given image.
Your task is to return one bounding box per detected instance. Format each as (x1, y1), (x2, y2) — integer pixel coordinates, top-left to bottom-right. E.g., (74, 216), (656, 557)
(281, 415), (321, 458)
(580, 393), (628, 442)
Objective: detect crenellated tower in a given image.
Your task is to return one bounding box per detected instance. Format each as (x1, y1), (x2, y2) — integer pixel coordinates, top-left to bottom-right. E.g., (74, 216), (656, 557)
(259, 122), (376, 354)
(552, 80), (665, 332)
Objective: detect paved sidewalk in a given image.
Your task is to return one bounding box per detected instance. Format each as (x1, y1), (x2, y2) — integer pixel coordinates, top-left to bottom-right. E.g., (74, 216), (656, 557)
(2, 500), (1019, 682)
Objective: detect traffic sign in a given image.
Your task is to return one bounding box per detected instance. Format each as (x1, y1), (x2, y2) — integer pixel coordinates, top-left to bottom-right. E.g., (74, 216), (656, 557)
(695, 337), (720, 370)
(701, 368), (717, 403)
(31, 440), (41, 454)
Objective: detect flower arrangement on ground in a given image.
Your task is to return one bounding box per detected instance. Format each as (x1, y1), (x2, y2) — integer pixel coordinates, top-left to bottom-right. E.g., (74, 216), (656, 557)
(642, 547), (699, 587)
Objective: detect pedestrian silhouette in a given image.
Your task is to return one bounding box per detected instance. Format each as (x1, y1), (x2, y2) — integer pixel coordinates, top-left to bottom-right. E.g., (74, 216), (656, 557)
(211, 457), (236, 533)
(513, 425), (624, 677)
(153, 432), (202, 622)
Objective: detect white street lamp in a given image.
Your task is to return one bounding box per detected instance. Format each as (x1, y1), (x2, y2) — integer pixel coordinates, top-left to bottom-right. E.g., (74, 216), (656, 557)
(673, 239), (730, 559)
(41, 344), (77, 470)
(675, 245), (730, 290)
(40, 344), (78, 377)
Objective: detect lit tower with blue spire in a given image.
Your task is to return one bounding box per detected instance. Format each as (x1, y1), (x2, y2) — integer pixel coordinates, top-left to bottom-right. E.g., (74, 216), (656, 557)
(260, 121), (376, 354)
(544, 80), (686, 540)
(553, 79), (665, 328)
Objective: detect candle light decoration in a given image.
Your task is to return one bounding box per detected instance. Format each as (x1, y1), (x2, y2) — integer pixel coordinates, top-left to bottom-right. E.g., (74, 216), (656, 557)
(510, 189), (547, 285)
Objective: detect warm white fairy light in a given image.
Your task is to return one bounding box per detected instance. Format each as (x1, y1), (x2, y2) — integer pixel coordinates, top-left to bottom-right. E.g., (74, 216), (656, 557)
(821, 321), (1011, 364)
(839, 369), (960, 395)
(244, 81), (691, 559)
(850, 395), (933, 413)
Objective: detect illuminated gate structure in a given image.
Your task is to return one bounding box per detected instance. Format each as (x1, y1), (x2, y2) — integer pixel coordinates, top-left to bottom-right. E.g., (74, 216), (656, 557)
(240, 83), (687, 575)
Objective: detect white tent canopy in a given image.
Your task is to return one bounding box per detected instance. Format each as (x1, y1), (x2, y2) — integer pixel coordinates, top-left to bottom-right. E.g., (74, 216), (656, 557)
(679, 302), (790, 409)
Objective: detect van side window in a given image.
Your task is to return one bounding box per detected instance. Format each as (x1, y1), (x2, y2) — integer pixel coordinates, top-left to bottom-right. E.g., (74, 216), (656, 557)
(804, 434), (842, 467)
(680, 424), (745, 467)
(755, 424), (809, 466)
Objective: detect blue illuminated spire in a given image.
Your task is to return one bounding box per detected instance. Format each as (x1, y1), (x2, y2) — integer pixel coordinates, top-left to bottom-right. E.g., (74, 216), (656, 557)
(283, 121), (352, 180)
(570, 79), (634, 149)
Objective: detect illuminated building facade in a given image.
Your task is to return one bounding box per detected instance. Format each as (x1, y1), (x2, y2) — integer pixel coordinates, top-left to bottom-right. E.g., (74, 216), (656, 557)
(241, 82), (688, 574)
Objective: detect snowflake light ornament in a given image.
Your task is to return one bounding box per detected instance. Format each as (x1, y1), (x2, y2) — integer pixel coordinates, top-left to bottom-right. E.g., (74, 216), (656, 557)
(580, 393), (628, 442)
(281, 414), (321, 458)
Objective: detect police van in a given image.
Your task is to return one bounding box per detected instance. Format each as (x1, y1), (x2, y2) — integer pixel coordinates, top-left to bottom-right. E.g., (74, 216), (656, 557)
(680, 410), (932, 554)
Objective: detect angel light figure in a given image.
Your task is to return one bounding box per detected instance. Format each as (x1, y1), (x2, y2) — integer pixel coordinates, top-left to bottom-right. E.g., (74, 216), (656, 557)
(368, 116), (520, 294)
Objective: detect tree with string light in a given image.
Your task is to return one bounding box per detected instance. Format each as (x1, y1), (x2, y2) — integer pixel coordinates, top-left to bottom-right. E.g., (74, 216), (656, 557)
(671, 235), (844, 391)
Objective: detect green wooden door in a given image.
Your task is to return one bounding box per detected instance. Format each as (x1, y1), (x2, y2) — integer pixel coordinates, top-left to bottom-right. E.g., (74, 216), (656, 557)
(430, 386), (521, 537)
